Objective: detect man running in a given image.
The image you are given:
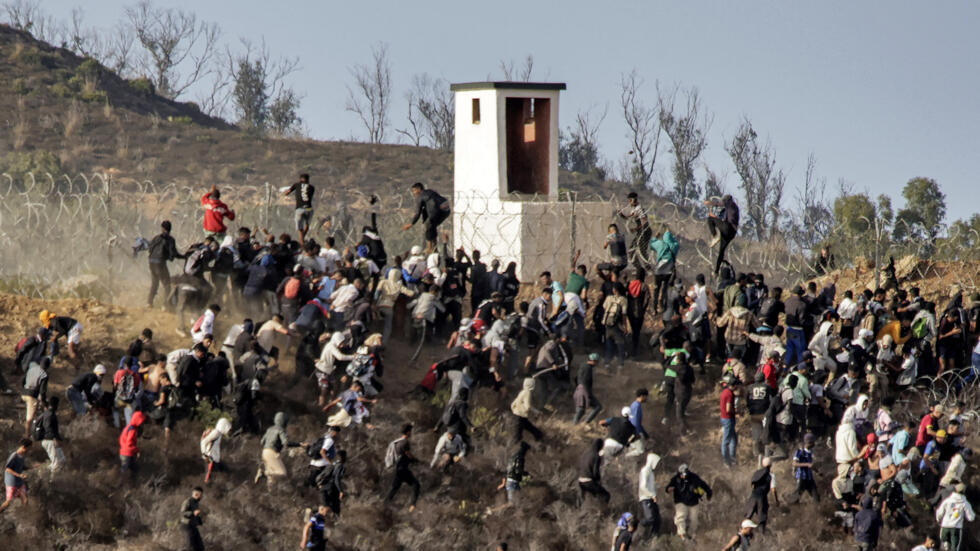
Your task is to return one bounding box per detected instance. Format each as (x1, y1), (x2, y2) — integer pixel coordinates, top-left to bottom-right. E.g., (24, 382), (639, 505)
(401, 182), (451, 253)
(284, 173), (315, 245)
(201, 185), (236, 242)
(179, 486), (206, 551)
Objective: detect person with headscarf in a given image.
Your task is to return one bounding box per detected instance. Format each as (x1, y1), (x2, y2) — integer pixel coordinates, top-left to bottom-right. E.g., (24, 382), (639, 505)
(254, 411), (304, 487)
(375, 268), (415, 343)
(577, 438), (609, 506)
(842, 394), (872, 440)
(638, 452), (661, 539)
(807, 320), (836, 373)
(510, 378), (543, 445)
(200, 417), (232, 484)
(833, 418), (861, 500)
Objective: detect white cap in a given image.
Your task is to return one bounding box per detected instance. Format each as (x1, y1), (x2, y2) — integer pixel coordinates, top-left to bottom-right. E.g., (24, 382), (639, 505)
(93, 364), (107, 376)
(741, 519), (758, 529)
(621, 406), (631, 417)
(410, 245), (422, 255)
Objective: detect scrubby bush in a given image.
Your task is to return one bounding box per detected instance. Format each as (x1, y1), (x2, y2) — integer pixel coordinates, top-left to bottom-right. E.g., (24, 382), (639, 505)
(76, 58), (102, 81)
(0, 151), (64, 186)
(11, 78), (30, 95)
(129, 77), (155, 97)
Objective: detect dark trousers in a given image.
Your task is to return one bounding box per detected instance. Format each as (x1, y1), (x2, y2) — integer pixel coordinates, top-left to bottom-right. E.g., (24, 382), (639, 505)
(386, 467), (420, 506)
(744, 494), (769, 529)
(708, 218), (736, 275)
(148, 261), (171, 306)
(511, 414), (543, 445)
(322, 489), (342, 516)
(628, 315), (645, 356)
(640, 498), (661, 538)
(182, 523), (204, 551)
(676, 389), (692, 432)
(796, 477), (819, 501)
(662, 378), (676, 421)
(578, 480), (610, 506)
(653, 274), (671, 311)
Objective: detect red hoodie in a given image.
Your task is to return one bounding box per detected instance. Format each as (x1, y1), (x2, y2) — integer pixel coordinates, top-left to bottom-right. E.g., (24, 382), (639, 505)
(201, 192), (235, 233)
(119, 411), (146, 457)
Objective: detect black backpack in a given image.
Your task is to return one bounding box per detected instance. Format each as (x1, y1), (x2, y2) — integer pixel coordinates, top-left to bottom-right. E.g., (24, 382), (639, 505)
(30, 411), (48, 441)
(306, 435), (326, 459)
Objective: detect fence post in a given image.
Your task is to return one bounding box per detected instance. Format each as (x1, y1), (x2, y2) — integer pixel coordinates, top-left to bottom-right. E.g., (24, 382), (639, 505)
(264, 182), (271, 230)
(569, 191), (577, 279)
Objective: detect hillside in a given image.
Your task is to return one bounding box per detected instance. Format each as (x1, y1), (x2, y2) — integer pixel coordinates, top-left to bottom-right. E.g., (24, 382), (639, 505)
(0, 23), (621, 201)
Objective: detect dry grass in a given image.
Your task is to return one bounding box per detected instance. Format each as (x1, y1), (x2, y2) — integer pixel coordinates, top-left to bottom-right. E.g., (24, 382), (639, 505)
(62, 100), (84, 138)
(12, 97), (27, 150)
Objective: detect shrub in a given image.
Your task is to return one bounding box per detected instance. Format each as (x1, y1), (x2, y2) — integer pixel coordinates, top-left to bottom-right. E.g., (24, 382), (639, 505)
(50, 83), (73, 98)
(129, 77), (155, 97)
(167, 115), (193, 124)
(18, 48), (40, 66)
(11, 78), (29, 95)
(39, 52), (59, 69)
(80, 89), (107, 103)
(0, 151), (64, 187)
(76, 58), (102, 80)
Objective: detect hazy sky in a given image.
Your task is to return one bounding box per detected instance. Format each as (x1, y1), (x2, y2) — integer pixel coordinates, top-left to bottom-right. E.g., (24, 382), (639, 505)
(38, 1), (980, 221)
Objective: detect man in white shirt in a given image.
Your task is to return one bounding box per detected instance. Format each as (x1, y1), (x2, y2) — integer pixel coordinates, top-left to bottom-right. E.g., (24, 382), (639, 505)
(257, 315), (289, 352)
(191, 304), (221, 344)
(564, 291), (587, 345)
(329, 279), (364, 331)
(307, 426), (340, 481)
(318, 236), (342, 276)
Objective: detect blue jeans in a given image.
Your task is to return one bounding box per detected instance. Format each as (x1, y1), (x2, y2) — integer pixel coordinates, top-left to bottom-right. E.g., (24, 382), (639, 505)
(960, 352), (980, 390)
(785, 327), (806, 367)
(721, 417), (738, 465)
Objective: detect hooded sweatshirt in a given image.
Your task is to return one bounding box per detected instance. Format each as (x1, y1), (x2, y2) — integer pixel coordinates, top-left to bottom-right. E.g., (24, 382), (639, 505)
(835, 422), (861, 464)
(511, 378), (537, 418)
(119, 411), (146, 457)
(638, 453), (659, 501)
(936, 491), (976, 528)
(842, 395), (870, 426)
(260, 412), (296, 452)
(854, 496), (882, 544)
(201, 191), (235, 233)
(200, 417), (232, 463)
(375, 269), (414, 308)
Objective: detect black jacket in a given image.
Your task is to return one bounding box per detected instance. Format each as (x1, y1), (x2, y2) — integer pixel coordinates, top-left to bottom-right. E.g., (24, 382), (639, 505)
(578, 440), (603, 481)
(148, 232), (181, 262)
(666, 472), (712, 506)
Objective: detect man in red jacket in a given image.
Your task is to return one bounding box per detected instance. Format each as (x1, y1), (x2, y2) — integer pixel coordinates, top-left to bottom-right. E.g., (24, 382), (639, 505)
(201, 185), (236, 241)
(119, 411), (146, 478)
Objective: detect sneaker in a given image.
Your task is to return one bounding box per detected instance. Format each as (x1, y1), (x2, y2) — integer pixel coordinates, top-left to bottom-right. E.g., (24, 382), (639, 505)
(710, 233), (721, 247)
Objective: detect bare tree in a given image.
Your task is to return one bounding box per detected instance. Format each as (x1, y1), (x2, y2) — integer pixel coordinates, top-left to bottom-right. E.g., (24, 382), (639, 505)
(124, 0), (221, 99)
(726, 117), (785, 240)
(397, 74), (453, 150)
(658, 84), (712, 203)
(618, 69), (661, 189)
(559, 104), (607, 175)
(62, 9), (136, 78)
(346, 42), (392, 144)
(499, 54), (534, 81)
(2, 0), (61, 43)
(396, 89), (425, 147)
(226, 38), (300, 135)
(786, 153), (834, 251)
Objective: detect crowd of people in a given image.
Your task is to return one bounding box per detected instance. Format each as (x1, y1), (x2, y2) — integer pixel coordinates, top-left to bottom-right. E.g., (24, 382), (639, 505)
(2, 179), (977, 551)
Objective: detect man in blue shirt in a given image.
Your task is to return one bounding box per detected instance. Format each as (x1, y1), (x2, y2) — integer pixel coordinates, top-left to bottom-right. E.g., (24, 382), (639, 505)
(627, 388), (650, 456)
(793, 433), (818, 502)
(300, 505), (330, 551)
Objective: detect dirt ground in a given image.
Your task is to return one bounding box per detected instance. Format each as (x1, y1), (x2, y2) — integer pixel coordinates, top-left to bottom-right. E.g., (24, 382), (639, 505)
(0, 289), (966, 550)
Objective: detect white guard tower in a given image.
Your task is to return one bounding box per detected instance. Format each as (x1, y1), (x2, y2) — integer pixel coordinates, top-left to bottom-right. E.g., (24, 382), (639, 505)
(450, 82), (608, 281)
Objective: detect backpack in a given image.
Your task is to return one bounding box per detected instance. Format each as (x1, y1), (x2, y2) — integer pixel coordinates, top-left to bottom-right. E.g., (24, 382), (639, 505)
(15, 336), (32, 354)
(911, 316), (930, 340)
(603, 300), (624, 327)
(283, 277), (302, 299)
(306, 435), (326, 459)
(30, 411), (47, 441)
(346, 354), (372, 379)
(776, 389), (795, 426)
(313, 464), (335, 489)
(384, 437), (404, 469)
(115, 371), (137, 403)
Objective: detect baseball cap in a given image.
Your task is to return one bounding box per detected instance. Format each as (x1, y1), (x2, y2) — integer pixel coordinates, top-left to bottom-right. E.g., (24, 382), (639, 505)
(937, 429), (948, 438)
(741, 519), (758, 529)
(588, 353), (600, 362)
(93, 364), (107, 376)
